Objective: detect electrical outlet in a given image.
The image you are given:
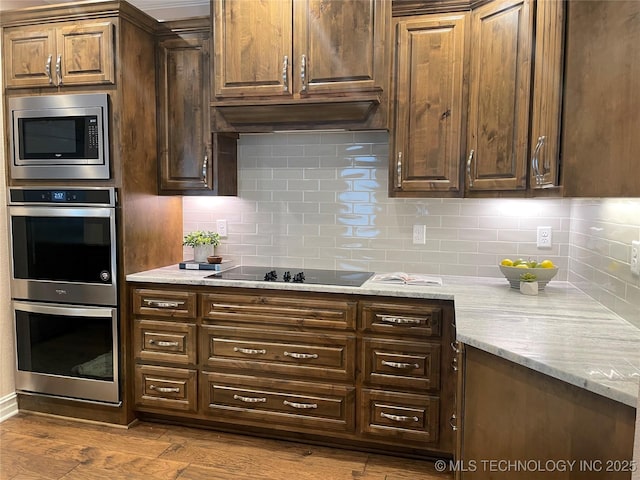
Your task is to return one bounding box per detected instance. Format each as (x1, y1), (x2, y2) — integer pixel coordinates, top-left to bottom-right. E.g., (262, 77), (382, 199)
(537, 226), (552, 248)
(631, 240), (640, 276)
(413, 225), (426, 245)
(216, 219), (228, 238)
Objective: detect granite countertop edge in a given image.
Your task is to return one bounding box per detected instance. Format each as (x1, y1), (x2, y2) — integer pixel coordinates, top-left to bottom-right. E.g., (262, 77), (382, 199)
(127, 265), (640, 408)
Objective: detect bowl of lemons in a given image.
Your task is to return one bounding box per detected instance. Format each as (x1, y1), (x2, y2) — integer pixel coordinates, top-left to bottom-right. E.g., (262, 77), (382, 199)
(499, 258), (558, 290)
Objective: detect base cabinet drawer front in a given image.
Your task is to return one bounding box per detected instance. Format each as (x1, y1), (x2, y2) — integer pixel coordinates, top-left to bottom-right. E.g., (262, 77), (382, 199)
(135, 365), (197, 412)
(362, 338), (441, 392)
(132, 288), (197, 319)
(360, 389), (440, 445)
(201, 326), (355, 382)
(202, 373), (355, 433)
(134, 320), (197, 365)
(201, 292), (356, 330)
(360, 301), (442, 338)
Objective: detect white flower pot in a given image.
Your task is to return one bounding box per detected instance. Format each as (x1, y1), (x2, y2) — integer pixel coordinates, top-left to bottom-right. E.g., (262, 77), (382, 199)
(193, 245), (214, 263)
(520, 281), (538, 296)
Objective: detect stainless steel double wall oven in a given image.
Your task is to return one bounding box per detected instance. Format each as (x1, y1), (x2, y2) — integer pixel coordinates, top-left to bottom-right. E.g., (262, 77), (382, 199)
(8, 93), (120, 404)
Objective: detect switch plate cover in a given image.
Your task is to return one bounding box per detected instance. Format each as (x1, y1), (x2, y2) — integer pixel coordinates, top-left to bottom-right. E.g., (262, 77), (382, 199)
(537, 226), (552, 248)
(217, 219), (228, 238)
(631, 240), (639, 276)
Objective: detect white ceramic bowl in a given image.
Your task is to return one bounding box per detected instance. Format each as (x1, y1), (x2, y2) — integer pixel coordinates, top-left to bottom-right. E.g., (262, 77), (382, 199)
(499, 265), (559, 290)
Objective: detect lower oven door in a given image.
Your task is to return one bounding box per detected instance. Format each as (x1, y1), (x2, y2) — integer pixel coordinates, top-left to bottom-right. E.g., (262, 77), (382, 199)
(13, 300), (119, 404)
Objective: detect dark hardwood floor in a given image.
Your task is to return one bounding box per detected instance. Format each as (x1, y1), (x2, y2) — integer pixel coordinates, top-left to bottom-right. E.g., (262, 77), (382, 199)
(0, 412), (453, 479)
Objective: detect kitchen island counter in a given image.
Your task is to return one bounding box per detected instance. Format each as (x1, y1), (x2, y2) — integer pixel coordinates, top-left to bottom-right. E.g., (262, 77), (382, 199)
(127, 265), (640, 408)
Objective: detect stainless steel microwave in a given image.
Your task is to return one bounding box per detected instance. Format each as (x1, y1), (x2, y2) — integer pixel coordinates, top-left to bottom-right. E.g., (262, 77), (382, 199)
(9, 93), (110, 180)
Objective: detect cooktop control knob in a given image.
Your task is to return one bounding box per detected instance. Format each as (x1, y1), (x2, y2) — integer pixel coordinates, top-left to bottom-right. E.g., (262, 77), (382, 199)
(283, 271), (292, 282)
(293, 272), (305, 283)
(264, 270), (278, 281)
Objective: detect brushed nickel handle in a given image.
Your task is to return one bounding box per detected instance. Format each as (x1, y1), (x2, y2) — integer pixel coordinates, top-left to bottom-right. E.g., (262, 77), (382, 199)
(45, 54), (53, 84)
(282, 55), (289, 91)
(233, 347), (267, 355)
(300, 54), (307, 93)
(55, 54), (62, 85)
(381, 360), (420, 370)
(149, 385), (180, 393)
(396, 152), (402, 188)
(148, 339), (180, 347)
(381, 412), (419, 423)
(532, 135), (546, 185)
(449, 413), (458, 431)
(283, 400), (317, 409)
(234, 394), (266, 403)
(144, 299), (185, 309)
(284, 351), (318, 360)
(466, 149), (475, 187)
(450, 341), (460, 354)
(451, 357), (458, 371)
(379, 315), (422, 326)
(202, 153), (208, 188)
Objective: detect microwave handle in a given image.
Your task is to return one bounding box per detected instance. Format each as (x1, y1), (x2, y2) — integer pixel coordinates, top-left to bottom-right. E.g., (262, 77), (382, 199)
(55, 54), (62, 85)
(45, 55), (53, 84)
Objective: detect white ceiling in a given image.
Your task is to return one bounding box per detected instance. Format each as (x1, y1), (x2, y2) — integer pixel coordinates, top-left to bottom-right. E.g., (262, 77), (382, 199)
(0, 0), (210, 21)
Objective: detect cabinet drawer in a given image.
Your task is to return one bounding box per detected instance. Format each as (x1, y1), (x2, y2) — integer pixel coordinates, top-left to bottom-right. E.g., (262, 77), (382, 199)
(201, 292), (356, 330)
(201, 326), (355, 382)
(135, 365), (197, 412)
(362, 338), (441, 392)
(360, 301), (442, 337)
(360, 389), (440, 445)
(134, 319), (196, 365)
(132, 288), (196, 319)
(202, 373), (355, 433)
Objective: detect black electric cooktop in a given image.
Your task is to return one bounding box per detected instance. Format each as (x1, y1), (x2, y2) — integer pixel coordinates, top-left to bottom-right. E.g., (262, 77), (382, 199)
(207, 266), (374, 287)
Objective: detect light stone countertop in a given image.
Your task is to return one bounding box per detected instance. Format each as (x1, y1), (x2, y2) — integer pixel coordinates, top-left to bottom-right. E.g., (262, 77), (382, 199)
(127, 265), (640, 408)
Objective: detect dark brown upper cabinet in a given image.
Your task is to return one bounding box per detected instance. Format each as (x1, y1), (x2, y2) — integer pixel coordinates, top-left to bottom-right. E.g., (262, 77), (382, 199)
(210, 0), (391, 132)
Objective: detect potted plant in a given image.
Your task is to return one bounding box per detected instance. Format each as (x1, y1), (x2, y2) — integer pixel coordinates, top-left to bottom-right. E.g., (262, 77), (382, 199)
(183, 230), (221, 263)
(519, 272), (538, 296)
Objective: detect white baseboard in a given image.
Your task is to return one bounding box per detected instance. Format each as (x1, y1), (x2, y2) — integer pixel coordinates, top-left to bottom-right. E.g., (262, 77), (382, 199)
(0, 392), (18, 422)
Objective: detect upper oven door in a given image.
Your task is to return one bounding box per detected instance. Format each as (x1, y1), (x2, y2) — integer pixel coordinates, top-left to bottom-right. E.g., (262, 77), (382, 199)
(9, 204), (117, 306)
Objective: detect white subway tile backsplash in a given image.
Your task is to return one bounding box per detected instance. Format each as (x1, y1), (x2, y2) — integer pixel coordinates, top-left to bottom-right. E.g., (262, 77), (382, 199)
(182, 132), (640, 328)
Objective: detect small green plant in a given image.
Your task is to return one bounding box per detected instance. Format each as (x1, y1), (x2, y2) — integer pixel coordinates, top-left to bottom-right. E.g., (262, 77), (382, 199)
(519, 272), (537, 282)
(183, 230), (221, 247)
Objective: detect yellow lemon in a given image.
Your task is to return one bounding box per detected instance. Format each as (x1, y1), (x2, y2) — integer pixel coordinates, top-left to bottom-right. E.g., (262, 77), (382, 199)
(500, 258), (513, 266)
(515, 264), (529, 269)
(540, 259), (555, 268)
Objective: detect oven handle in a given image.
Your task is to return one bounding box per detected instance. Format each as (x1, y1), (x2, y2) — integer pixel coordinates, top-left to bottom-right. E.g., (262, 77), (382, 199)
(12, 300), (116, 318)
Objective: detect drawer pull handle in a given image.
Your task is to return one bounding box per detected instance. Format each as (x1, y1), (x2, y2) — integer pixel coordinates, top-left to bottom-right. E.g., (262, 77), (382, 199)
(284, 351), (319, 360)
(452, 357), (458, 372)
(233, 347), (267, 355)
(149, 385), (180, 393)
(379, 315), (423, 325)
(381, 412), (419, 423)
(283, 400), (317, 409)
(149, 339), (180, 347)
(233, 394), (266, 403)
(450, 341), (460, 354)
(144, 299), (185, 309)
(381, 360), (420, 370)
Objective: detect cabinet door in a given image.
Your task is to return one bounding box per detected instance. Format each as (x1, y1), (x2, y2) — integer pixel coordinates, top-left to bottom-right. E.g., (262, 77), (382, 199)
(561, 0), (640, 197)
(157, 34), (211, 192)
(466, 0), (533, 192)
(293, 0), (387, 95)
(212, 0), (293, 98)
(3, 26), (57, 88)
(529, 0), (564, 190)
(57, 21), (115, 86)
(391, 14), (467, 195)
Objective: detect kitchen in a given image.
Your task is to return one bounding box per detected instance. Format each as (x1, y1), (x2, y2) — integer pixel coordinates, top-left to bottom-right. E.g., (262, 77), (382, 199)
(0, 0), (639, 479)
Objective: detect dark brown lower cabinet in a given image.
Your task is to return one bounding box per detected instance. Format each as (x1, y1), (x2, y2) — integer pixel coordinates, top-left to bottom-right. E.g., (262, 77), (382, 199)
(130, 285), (458, 459)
